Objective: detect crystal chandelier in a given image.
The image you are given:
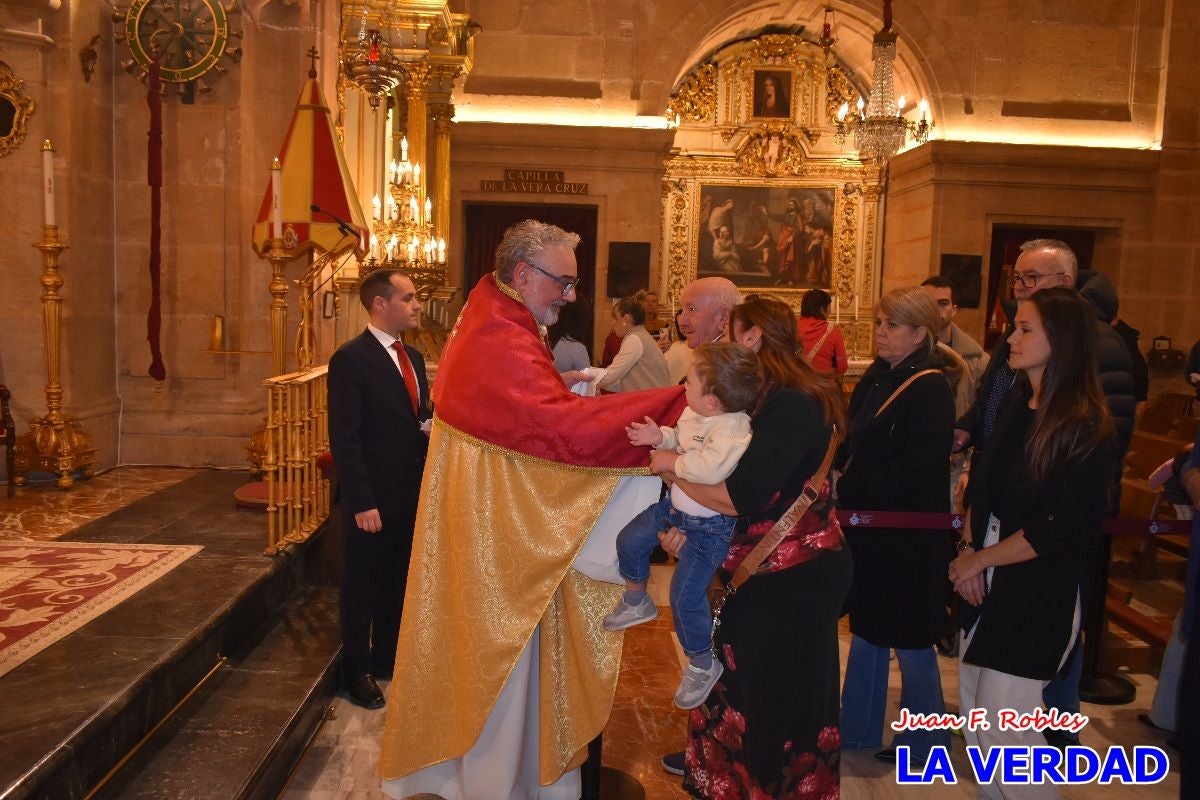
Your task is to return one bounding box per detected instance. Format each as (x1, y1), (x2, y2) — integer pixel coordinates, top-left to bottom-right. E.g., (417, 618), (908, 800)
(365, 134), (446, 272)
(832, 1), (932, 161)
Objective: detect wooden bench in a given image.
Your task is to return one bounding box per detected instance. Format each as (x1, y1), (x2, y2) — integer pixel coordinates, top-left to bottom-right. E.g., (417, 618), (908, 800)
(1105, 597), (1173, 648)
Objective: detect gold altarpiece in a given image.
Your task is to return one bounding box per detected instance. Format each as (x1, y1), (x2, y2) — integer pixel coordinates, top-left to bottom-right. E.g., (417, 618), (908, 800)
(662, 34), (881, 357)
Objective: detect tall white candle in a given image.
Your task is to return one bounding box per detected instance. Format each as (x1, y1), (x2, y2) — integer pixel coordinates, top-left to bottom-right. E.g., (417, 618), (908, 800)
(424, 197), (432, 223)
(413, 163), (421, 187)
(271, 157), (283, 239)
(42, 140), (55, 227)
(854, 293), (859, 318)
(834, 295), (840, 324)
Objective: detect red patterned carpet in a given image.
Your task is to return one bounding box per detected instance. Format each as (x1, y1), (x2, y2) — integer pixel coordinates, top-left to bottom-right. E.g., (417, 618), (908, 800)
(0, 540), (202, 677)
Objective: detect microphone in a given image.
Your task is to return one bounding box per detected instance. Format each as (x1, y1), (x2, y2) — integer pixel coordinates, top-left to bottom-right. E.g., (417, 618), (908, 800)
(310, 204), (358, 240)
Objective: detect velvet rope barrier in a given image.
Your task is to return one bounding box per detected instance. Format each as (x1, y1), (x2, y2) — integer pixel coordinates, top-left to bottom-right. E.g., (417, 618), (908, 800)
(833, 509), (1191, 538)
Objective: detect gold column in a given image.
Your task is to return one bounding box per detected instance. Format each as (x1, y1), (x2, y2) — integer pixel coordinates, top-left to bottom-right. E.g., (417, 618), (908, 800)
(266, 241), (291, 377)
(403, 62), (431, 208)
(430, 102), (454, 246)
(13, 223), (97, 488)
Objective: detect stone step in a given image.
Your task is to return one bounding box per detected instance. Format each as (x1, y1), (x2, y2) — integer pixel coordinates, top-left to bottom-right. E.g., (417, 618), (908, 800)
(0, 471), (336, 800)
(89, 586), (341, 800)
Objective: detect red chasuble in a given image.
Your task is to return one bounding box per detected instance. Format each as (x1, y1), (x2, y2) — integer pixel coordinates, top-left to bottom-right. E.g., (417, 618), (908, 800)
(433, 273), (686, 465)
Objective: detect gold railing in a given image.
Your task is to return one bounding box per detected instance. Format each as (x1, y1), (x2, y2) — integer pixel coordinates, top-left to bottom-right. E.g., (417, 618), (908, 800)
(263, 365), (330, 555)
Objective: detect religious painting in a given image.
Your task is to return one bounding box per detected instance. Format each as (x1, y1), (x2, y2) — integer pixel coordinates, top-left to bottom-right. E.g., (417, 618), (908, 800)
(697, 184), (834, 290)
(751, 70), (791, 119)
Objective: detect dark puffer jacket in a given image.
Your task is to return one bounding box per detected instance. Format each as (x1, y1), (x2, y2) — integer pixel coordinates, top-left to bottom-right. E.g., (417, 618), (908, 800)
(1076, 270), (1135, 454)
(958, 278), (1134, 459)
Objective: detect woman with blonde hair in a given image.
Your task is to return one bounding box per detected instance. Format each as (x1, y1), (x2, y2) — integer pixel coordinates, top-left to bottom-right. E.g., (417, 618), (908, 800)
(835, 285), (956, 765)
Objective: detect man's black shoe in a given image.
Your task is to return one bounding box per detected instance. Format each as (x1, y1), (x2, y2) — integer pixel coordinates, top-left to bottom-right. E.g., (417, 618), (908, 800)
(345, 673), (385, 709)
(1043, 729), (1079, 750)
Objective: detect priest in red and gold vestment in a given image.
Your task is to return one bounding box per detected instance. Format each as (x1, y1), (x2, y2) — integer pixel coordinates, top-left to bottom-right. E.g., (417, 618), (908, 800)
(379, 220), (686, 799)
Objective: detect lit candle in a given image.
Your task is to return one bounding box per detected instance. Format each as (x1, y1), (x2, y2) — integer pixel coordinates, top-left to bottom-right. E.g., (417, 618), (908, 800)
(897, 95), (907, 113)
(856, 96), (865, 113)
(373, 194), (382, 221)
(424, 197), (432, 222)
(271, 157), (283, 239)
(400, 135), (408, 161)
(834, 295), (840, 324)
(42, 139), (55, 227)
(854, 292), (860, 318)
(919, 98), (929, 122)
(837, 102), (849, 122)
(410, 196), (419, 221)
(413, 163), (421, 187)
(438, 237), (446, 264)
(370, 233), (379, 259)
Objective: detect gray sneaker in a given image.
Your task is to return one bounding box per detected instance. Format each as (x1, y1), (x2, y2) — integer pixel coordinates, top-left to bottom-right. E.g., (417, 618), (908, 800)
(602, 595), (658, 631)
(674, 660), (723, 709)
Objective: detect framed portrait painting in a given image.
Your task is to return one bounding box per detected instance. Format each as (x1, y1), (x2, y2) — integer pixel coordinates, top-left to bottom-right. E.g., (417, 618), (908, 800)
(697, 184), (835, 290)
(752, 69), (792, 119)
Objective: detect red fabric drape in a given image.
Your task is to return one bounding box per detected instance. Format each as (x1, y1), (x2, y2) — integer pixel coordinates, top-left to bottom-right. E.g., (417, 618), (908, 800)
(146, 60), (165, 381)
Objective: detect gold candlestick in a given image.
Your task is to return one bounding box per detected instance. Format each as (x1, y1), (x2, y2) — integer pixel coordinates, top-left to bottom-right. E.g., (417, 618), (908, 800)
(13, 224), (97, 489)
(266, 237), (293, 377)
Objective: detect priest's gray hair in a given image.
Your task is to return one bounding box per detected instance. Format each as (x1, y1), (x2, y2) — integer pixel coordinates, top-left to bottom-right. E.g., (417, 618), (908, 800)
(495, 220), (582, 284)
(1020, 238), (1078, 277)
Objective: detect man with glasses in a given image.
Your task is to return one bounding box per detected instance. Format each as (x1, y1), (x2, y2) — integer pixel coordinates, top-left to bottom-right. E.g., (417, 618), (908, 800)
(953, 237), (1134, 751)
(378, 220), (687, 799)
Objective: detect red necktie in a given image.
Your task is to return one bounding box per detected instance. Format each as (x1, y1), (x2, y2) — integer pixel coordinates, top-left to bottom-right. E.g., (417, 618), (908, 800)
(392, 341), (420, 415)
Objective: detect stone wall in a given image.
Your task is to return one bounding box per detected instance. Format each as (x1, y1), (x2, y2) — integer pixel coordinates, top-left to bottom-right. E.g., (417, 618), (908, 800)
(448, 122), (675, 355)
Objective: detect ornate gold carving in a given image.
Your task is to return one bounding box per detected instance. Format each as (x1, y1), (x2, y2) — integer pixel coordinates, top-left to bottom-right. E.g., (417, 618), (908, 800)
(0, 62), (35, 159)
(833, 191), (858, 309)
(826, 65), (858, 124)
(667, 63), (717, 123)
(403, 61), (432, 95)
(736, 123), (806, 177)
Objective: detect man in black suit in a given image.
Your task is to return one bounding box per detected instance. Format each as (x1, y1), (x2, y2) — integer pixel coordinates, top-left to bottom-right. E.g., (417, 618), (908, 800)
(328, 268), (430, 709)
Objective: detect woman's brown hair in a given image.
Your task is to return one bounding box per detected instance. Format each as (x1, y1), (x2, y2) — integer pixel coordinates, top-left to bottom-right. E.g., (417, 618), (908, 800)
(729, 296), (846, 432)
(1024, 287), (1115, 485)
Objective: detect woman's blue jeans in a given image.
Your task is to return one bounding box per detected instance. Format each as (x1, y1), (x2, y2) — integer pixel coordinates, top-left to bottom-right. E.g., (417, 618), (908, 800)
(841, 634), (950, 761)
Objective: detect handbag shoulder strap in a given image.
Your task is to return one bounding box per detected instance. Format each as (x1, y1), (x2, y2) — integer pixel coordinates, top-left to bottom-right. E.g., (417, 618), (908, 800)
(729, 425), (842, 591)
(875, 368), (941, 418)
(805, 321), (834, 362)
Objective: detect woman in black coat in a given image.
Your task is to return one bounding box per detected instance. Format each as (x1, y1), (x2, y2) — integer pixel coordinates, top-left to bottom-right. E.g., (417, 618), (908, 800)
(949, 288), (1116, 797)
(835, 286), (956, 764)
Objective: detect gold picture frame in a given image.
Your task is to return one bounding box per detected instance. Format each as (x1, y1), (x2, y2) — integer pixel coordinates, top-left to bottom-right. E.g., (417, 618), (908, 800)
(0, 62), (35, 159)
(749, 69), (793, 120)
(697, 182), (835, 291)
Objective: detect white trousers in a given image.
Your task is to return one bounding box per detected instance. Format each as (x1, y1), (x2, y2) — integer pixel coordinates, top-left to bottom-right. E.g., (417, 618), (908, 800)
(958, 658), (1058, 800)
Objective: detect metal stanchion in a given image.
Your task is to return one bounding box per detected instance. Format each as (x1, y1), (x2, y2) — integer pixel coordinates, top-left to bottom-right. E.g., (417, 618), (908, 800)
(1079, 534), (1136, 704)
(580, 734), (644, 800)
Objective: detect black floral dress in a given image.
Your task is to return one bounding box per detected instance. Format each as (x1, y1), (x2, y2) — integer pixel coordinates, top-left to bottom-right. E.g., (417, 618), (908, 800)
(684, 385), (853, 799)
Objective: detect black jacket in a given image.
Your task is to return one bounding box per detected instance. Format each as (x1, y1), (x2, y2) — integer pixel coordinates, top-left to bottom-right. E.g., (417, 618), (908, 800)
(328, 329), (431, 521)
(960, 386), (1118, 679)
(837, 350), (956, 649)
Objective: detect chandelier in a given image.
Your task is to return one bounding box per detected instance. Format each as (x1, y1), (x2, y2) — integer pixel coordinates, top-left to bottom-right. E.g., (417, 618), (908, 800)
(365, 135), (446, 272)
(832, 1), (932, 161)
(342, 14), (403, 109)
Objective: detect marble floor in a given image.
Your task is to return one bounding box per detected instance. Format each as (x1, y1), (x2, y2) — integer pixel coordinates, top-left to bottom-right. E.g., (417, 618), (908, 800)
(280, 564), (1182, 800)
(0, 466), (202, 541)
